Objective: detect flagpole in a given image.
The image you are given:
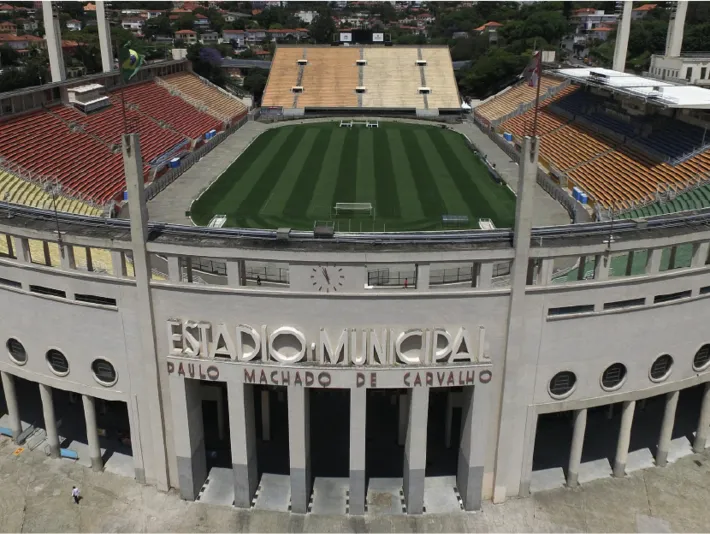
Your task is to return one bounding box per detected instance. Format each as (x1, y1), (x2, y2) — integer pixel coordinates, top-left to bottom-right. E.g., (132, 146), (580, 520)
(116, 40), (128, 134)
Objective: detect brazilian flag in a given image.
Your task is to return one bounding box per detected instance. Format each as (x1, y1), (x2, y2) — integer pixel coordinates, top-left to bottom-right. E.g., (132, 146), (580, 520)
(119, 43), (144, 83)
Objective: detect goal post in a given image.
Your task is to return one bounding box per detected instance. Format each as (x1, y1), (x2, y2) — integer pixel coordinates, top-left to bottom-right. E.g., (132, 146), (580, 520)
(334, 202), (373, 216)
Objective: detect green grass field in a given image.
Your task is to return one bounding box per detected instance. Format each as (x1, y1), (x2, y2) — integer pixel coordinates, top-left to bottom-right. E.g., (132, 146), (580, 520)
(190, 121), (517, 231)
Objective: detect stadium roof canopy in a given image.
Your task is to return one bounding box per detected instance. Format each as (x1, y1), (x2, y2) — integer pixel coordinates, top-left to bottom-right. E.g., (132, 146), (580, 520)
(555, 67), (710, 109)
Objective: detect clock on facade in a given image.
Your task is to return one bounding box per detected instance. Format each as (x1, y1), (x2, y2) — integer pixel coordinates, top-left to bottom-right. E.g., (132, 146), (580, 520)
(310, 264), (345, 292)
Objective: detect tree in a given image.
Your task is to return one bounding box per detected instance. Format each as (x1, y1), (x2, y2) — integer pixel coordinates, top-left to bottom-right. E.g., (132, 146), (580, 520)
(188, 44), (227, 87)
(144, 15), (173, 40)
(309, 8), (335, 44)
(458, 47), (528, 98)
(176, 13), (196, 31)
(0, 44), (20, 67)
(242, 67), (268, 102)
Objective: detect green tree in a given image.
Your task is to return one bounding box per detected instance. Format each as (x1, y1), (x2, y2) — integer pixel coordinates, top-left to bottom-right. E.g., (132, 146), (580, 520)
(144, 15), (173, 40)
(458, 47), (529, 98)
(242, 67), (268, 101)
(0, 44), (20, 67)
(176, 13), (196, 31)
(309, 8), (335, 44)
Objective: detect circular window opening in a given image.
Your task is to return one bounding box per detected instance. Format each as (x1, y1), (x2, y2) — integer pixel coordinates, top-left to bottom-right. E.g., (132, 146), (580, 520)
(549, 371), (576, 399)
(91, 359), (117, 386)
(6, 338), (27, 365)
(46, 349), (69, 376)
(650, 354), (673, 382)
(694, 344), (710, 372)
(601, 363), (627, 391)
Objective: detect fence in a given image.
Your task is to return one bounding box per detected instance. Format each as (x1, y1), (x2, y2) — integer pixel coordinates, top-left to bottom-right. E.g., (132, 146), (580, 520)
(367, 268), (417, 287)
(186, 257), (289, 284)
(429, 266), (474, 286)
(143, 114), (249, 201)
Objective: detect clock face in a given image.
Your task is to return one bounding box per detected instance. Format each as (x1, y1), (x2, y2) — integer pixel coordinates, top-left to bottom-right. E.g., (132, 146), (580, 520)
(310, 264), (345, 293)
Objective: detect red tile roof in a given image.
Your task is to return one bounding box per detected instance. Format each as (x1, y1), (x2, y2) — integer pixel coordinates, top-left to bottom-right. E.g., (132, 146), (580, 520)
(175, 29), (196, 34)
(633, 3), (657, 11)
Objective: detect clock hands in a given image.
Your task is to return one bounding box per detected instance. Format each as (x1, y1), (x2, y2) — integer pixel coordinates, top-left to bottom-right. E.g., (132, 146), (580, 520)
(321, 266), (331, 284)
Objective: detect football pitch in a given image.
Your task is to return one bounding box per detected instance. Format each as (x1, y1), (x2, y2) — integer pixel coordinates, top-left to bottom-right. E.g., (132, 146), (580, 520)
(190, 121), (517, 231)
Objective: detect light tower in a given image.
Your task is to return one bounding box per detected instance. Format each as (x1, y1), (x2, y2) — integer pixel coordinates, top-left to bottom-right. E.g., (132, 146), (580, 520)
(665, 0), (689, 58)
(41, 0), (66, 83)
(612, 0), (633, 72)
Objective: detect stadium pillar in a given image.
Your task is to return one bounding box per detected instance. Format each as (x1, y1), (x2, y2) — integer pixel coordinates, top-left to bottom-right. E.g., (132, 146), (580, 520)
(665, 1), (689, 58)
(13, 237), (30, 263)
(228, 382), (259, 508)
(167, 256), (181, 282)
(625, 251), (635, 276)
(612, 0), (633, 73)
(566, 408), (587, 487)
(645, 248), (663, 274)
(41, 1), (66, 83)
(169, 376), (206, 500)
(576, 255), (587, 280)
(39, 383), (60, 459)
(61, 244), (75, 270)
(403, 387), (429, 514)
(593, 254), (609, 281)
(123, 133), (170, 491)
(82, 394), (103, 472)
(476, 262), (493, 288)
(287, 386), (311, 514)
(96, 1), (113, 73)
(261, 389), (270, 441)
(613, 400), (635, 477)
(693, 383), (710, 453)
(537, 259), (554, 285)
(494, 136), (538, 503)
(349, 388), (366, 515)
(415, 263), (430, 291)
(692, 242), (709, 268)
(0, 371), (22, 442)
(656, 390), (679, 467)
(457, 385), (490, 511)
(226, 260), (244, 287)
(111, 251), (127, 277)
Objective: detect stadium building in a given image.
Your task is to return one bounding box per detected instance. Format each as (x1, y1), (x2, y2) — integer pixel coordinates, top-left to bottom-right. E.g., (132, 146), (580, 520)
(1, 0), (710, 518)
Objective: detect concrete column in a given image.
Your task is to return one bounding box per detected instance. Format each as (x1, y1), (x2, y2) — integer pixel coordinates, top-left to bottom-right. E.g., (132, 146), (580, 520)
(612, 0), (633, 72)
(693, 383), (710, 453)
(123, 133), (170, 491)
(39, 383), (60, 459)
(625, 250), (635, 276)
(167, 256), (181, 282)
(656, 390), (679, 467)
(537, 258), (554, 285)
(477, 262), (493, 288)
(287, 386), (311, 514)
(42, 1), (66, 83)
(42, 241), (51, 266)
(126, 394), (146, 483)
(668, 246), (677, 270)
(170, 376), (206, 500)
(594, 254), (609, 281)
(403, 387), (429, 514)
(665, 0), (688, 57)
(576, 255), (587, 280)
(85, 247), (93, 271)
(13, 237), (29, 263)
(4, 235), (13, 257)
(96, 1), (113, 73)
(60, 245), (75, 270)
(110, 250), (127, 277)
(613, 400), (635, 477)
(0, 371), (22, 441)
(82, 395), (103, 472)
(261, 389), (270, 441)
(239, 260), (247, 286)
(566, 409), (587, 487)
(349, 388), (366, 515)
(646, 248), (663, 274)
(398, 392), (408, 446)
(493, 136), (538, 503)
(185, 258), (193, 283)
(226, 260), (243, 287)
(692, 242), (709, 268)
(228, 382), (258, 508)
(415, 263), (429, 291)
(457, 385), (490, 511)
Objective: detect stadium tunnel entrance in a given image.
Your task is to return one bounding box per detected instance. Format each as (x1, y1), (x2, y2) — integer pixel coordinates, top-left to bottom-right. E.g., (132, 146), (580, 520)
(366, 389), (405, 480)
(309, 389), (349, 478)
(426, 388), (462, 477)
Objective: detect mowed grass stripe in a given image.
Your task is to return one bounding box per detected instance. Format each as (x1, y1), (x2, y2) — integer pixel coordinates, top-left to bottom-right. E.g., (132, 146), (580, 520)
(400, 129), (446, 218)
(307, 128), (348, 219)
(332, 128), (359, 204)
(191, 127), (290, 225)
(356, 128), (376, 206)
(385, 129), (421, 220)
(431, 129), (516, 227)
(413, 130), (469, 216)
(284, 128), (332, 218)
(373, 129), (401, 218)
(261, 128), (320, 217)
(236, 127), (304, 220)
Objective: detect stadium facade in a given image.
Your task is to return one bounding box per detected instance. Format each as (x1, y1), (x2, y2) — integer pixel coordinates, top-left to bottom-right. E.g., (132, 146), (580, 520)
(1, 0), (710, 518)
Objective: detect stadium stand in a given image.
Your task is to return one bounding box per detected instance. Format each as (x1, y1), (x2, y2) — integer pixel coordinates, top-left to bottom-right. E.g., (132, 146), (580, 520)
(420, 47), (462, 109)
(299, 48), (359, 108)
(262, 47), (303, 108)
(158, 72), (248, 123)
(624, 183), (710, 218)
(361, 47), (423, 109)
(474, 76), (568, 124)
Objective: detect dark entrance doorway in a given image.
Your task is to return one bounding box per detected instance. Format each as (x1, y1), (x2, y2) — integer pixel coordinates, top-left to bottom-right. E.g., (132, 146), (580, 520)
(309, 388), (349, 477)
(366, 389), (404, 478)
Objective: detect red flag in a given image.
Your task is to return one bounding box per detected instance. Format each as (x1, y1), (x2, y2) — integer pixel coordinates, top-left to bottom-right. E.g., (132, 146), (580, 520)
(522, 50), (541, 88)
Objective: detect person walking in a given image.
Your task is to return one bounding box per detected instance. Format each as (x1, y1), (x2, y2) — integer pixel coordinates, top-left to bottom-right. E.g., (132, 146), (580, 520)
(72, 486), (80, 504)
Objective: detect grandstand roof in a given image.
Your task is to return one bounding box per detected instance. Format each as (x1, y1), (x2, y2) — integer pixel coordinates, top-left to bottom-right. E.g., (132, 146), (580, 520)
(555, 67), (710, 109)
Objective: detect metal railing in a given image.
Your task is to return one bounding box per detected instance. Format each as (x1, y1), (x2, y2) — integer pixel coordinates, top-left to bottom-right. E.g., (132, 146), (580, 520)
(367, 268), (416, 287)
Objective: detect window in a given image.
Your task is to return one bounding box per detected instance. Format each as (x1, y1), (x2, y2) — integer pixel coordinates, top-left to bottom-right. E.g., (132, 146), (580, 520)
(46, 349), (69, 376)
(650, 354), (673, 382)
(548, 304), (595, 316)
(701, 286), (710, 295)
(29, 285), (66, 298)
(549, 371), (576, 398)
(6, 338), (26, 365)
(654, 290), (691, 304)
(702, 67), (707, 80)
(75, 294), (117, 307)
(0, 277), (21, 288)
(418, 87), (431, 94)
(601, 363), (627, 390)
(603, 298), (645, 311)
(694, 344), (710, 371)
(686, 67), (693, 81)
(91, 359), (117, 386)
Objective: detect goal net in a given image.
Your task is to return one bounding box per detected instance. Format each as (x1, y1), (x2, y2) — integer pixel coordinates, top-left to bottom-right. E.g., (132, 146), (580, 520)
(334, 202), (373, 216)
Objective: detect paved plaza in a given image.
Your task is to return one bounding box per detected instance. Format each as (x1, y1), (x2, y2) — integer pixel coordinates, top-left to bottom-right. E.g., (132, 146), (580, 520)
(2, 433), (710, 532)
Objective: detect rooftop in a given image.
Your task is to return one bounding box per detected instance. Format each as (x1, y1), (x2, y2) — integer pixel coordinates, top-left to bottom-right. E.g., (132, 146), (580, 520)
(634, 3), (657, 11)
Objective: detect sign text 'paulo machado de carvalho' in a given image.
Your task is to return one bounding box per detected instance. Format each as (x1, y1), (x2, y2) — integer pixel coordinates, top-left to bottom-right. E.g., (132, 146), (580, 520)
(166, 319), (491, 367)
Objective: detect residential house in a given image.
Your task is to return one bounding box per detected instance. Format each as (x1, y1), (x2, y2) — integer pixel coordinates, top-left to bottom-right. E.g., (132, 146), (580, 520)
(83, 2), (96, 12)
(267, 28), (307, 42)
(16, 18), (37, 32)
(452, 31), (469, 40)
(223, 29), (245, 47)
(0, 33), (46, 52)
(175, 28), (198, 45)
(632, 4), (657, 20)
(571, 9), (617, 31)
(66, 19), (82, 31)
(589, 25), (614, 41)
(296, 10), (317, 24)
(0, 21), (16, 33)
(194, 13), (211, 28)
(121, 17), (145, 32)
(0, 3), (15, 14)
(145, 9), (166, 19)
(200, 31), (219, 44)
(473, 21), (503, 34)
